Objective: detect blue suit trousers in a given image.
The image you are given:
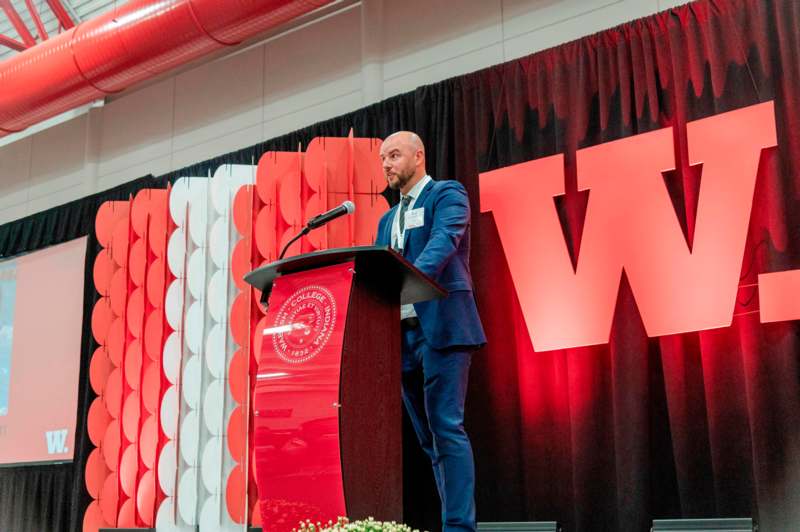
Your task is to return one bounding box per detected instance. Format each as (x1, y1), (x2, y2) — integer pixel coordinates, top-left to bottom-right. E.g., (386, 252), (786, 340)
(401, 324), (476, 532)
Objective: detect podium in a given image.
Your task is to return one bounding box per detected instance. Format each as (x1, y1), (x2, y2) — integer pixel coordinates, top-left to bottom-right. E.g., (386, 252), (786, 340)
(244, 246), (445, 530)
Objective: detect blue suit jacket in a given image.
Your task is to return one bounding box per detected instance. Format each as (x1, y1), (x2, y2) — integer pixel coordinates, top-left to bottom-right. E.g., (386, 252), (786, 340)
(376, 179), (486, 350)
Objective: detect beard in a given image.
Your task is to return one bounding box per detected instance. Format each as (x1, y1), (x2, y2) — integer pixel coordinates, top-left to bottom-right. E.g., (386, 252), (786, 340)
(387, 167), (415, 190)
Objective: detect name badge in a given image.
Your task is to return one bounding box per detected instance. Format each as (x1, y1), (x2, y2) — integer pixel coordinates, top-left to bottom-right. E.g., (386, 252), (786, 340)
(405, 208), (425, 229)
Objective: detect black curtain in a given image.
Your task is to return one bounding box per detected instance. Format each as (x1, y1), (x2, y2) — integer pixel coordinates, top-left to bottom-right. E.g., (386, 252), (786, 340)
(3, 0), (800, 530)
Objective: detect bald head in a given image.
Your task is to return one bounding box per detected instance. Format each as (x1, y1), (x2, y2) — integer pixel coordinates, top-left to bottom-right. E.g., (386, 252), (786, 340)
(384, 131), (424, 152)
(380, 131), (427, 194)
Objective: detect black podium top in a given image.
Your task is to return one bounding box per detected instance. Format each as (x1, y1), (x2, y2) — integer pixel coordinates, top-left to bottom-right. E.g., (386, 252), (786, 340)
(243, 245), (446, 305)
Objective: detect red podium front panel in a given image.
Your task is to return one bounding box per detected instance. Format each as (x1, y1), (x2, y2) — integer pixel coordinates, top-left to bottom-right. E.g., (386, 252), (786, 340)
(253, 261), (355, 530)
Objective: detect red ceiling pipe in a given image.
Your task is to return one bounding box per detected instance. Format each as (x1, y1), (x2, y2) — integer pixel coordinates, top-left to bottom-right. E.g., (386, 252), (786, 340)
(0, 0), (334, 136)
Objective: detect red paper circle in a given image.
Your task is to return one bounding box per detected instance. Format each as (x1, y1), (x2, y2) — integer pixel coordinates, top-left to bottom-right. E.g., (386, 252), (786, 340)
(141, 362), (160, 415)
(144, 311), (164, 362)
(233, 185), (255, 237)
(228, 349), (247, 405)
(131, 190), (152, 238)
(225, 464), (246, 524)
(98, 473), (119, 525)
(303, 141), (325, 193)
(104, 369), (123, 418)
(82, 499), (109, 532)
(96, 200), (129, 248)
(229, 293), (249, 347)
(124, 339), (142, 391)
(91, 297), (113, 345)
(101, 420), (120, 471)
(278, 226), (302, 259)
(87, 397), (111, 448)
(256, 158), (280, 204)
(95, 202), (117, 248)
(230, 239), (251, 291)
(129, 239), (146, 287)
(136, 470), (156, 526)
(119, 444), (138, 497)
(278, 172), (301, 226)
(109, 267), (127, 317)
(304, 193), (325, 250)
(139, 415), (157, 469)
(117, 498), (136, 528)
(255, 206), (277, 261)
(85, 448), (109, 499)
(148, 212), (168, 258)
(93, 249), (114, 297)
(110, 221), (130, 268)
(90, 346), (112, 396)
(122, 391), (140, 443)
(107, 318), (125, 367)
(146, 258), (166, 308)
(226, 406), (245, 462)
(126, 288), (144, 338)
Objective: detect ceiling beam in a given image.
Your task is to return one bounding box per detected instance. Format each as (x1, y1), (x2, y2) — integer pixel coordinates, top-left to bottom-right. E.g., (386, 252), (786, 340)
(24, 0), (48, 41)
(45, 0), (75, 29)
(0, 0), (37, 47)
(0, 32), (26, 51)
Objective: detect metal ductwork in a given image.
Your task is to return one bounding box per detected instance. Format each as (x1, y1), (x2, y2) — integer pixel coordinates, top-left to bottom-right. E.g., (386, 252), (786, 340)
(0, 0), (334, 137)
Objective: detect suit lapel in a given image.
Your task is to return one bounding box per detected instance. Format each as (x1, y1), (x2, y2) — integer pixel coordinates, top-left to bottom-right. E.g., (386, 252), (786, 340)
(402, 179), (434, 251)
(384, 204), (398, 247)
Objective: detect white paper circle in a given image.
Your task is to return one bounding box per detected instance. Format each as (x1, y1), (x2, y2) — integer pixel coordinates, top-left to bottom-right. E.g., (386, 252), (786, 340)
(198, 497), (218, 530)
(184, 301), (203, 355)
(160, 385), (178, 439)
(213, 164), (254, 189)
(209, 217), (231, 270)
(182, 355), (201, 409)
(158, 441), (177, 496)
(205, 324), (225, 379)
(179, 409), (200, 466)
(211, 173), (233, 216)
(167, 228), (186, 278)
(155, 497), (184, 531)
(177, 467), (198, 525)
(201, 437), (223, 494)
(187, 249), (207, 300)
(165, 280), (184, 331)
(212, 165), (255, 215)
(169, 178), (191, 226)
(163, 332), (181, 385)
(203, 379), (224, 435)
(198, 493), (240, 532)
(207, 270), (227, 324)
(188, 185), (209, 247)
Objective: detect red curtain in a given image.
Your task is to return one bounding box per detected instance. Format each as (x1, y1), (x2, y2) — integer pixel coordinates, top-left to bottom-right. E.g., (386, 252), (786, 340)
(465, 1), (800, 530)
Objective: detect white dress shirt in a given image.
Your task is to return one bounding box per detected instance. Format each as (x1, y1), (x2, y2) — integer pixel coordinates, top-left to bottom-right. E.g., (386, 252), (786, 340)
(392, 175), (432, 320)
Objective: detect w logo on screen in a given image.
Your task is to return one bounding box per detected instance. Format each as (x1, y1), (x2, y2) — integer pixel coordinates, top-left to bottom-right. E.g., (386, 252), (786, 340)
(45, 429), (68, 454)
(480, 101), (787, 352)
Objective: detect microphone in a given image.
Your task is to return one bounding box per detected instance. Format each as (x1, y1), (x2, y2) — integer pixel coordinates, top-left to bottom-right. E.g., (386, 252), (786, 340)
(306, 200), (356, 229)
(279, 201), (356, 259)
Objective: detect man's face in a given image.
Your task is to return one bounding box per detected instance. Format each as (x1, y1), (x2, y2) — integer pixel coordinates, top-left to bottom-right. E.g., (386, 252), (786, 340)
(380, 137), (419, 191)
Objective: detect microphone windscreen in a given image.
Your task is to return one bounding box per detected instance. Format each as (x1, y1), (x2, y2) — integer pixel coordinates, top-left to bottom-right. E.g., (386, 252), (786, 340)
(342, 200), (356, 214)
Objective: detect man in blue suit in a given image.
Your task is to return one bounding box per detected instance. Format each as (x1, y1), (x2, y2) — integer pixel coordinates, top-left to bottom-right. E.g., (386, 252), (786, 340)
(376, 131), (486, 532)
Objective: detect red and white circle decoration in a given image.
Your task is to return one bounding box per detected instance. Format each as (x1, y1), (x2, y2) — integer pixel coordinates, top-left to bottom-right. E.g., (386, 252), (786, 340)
(86, 137), (385, 532)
